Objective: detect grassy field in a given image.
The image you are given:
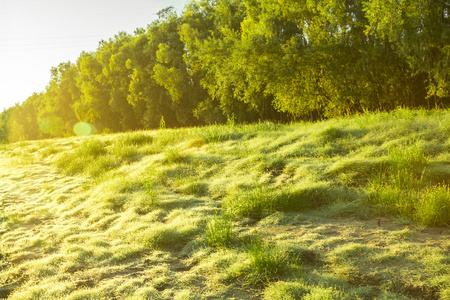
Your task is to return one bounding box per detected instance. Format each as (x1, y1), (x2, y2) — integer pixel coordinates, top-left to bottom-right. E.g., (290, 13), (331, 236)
(0, 109), (449, 299)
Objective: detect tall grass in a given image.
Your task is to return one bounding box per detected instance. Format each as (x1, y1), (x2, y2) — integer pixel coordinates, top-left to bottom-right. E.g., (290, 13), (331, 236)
(416, 184), (450, 226)
(244, 234), (290, 285)
(55, 138), (114, 176)
(224, 183), (336, 219)
(205, 213), (233, 248)
(368, 142), (450, 225)
(163, 147), (186, 164)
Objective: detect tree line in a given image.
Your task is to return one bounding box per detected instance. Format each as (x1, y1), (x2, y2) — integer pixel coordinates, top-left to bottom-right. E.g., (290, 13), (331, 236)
(1, 0), (449, 142)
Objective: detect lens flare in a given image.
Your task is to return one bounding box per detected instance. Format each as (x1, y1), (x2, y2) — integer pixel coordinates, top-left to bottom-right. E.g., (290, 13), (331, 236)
(73, 122), (97, 136)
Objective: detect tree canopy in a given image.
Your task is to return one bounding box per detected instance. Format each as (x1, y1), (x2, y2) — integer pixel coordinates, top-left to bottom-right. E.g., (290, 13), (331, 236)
(1, 0), (449, 142)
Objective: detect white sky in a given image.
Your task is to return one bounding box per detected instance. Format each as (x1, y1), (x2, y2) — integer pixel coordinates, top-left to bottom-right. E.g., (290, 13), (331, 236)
(0, 0), (187, 112)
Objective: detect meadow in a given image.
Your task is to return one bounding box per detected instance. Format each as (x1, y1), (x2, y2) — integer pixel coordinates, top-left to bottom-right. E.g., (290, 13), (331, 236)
(0, 109), (449, 299)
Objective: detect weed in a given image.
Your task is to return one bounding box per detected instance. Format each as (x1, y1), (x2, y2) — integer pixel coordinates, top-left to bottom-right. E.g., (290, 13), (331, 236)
(86, 156), (118, 177)
(274, 183), (335, 212)
(143, 223), (199, 251)
(367, 186), (416, 219)
(143, 172), (159, 207)
(112, 145), (139, 160)
(205, 212), (233, 248)
(227, 115), (236, 127)
(55, 138), (115, 176)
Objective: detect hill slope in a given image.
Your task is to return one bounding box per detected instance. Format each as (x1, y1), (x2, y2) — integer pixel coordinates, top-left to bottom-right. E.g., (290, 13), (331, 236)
(1, 109), (449, 299)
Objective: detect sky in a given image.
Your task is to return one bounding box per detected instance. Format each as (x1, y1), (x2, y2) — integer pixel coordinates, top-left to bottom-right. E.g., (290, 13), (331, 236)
(0, 0), (187, 112)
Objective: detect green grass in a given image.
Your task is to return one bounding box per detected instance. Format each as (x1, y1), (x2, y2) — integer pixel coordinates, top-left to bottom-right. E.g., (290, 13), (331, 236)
(0, 108), (449, 299)
(416, 184), (450, 226)
(243, 234), (292, 285)
(204, 213), (233, 248)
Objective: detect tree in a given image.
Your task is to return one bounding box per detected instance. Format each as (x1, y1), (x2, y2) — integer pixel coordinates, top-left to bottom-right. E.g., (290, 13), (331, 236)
(39, 62), (80, 137)
(364, 0), (450, 107)
(74, 51), (121, 132)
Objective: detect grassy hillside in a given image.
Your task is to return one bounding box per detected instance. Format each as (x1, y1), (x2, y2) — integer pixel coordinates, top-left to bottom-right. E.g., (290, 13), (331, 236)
(0, 109), (449, 299)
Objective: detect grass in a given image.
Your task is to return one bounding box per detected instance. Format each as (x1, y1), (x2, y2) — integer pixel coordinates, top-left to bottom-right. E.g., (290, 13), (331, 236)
(204, 212), (233, 248)
(0, 108), (449, 299)
(242, 234), (292, 285)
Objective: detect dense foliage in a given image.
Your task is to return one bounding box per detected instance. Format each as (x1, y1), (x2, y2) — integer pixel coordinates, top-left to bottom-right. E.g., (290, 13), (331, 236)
(1, 0), (449, 142)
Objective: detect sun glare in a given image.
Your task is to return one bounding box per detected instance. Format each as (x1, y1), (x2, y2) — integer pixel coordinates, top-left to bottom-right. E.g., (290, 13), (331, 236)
(73, 122), (97, 136)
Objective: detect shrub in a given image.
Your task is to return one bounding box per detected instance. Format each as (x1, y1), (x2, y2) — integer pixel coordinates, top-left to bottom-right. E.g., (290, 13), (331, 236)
(205, 213), (233, 248)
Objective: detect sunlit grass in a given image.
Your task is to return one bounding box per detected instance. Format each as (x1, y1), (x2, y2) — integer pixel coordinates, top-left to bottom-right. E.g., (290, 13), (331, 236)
(0, 109), (449, 299)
